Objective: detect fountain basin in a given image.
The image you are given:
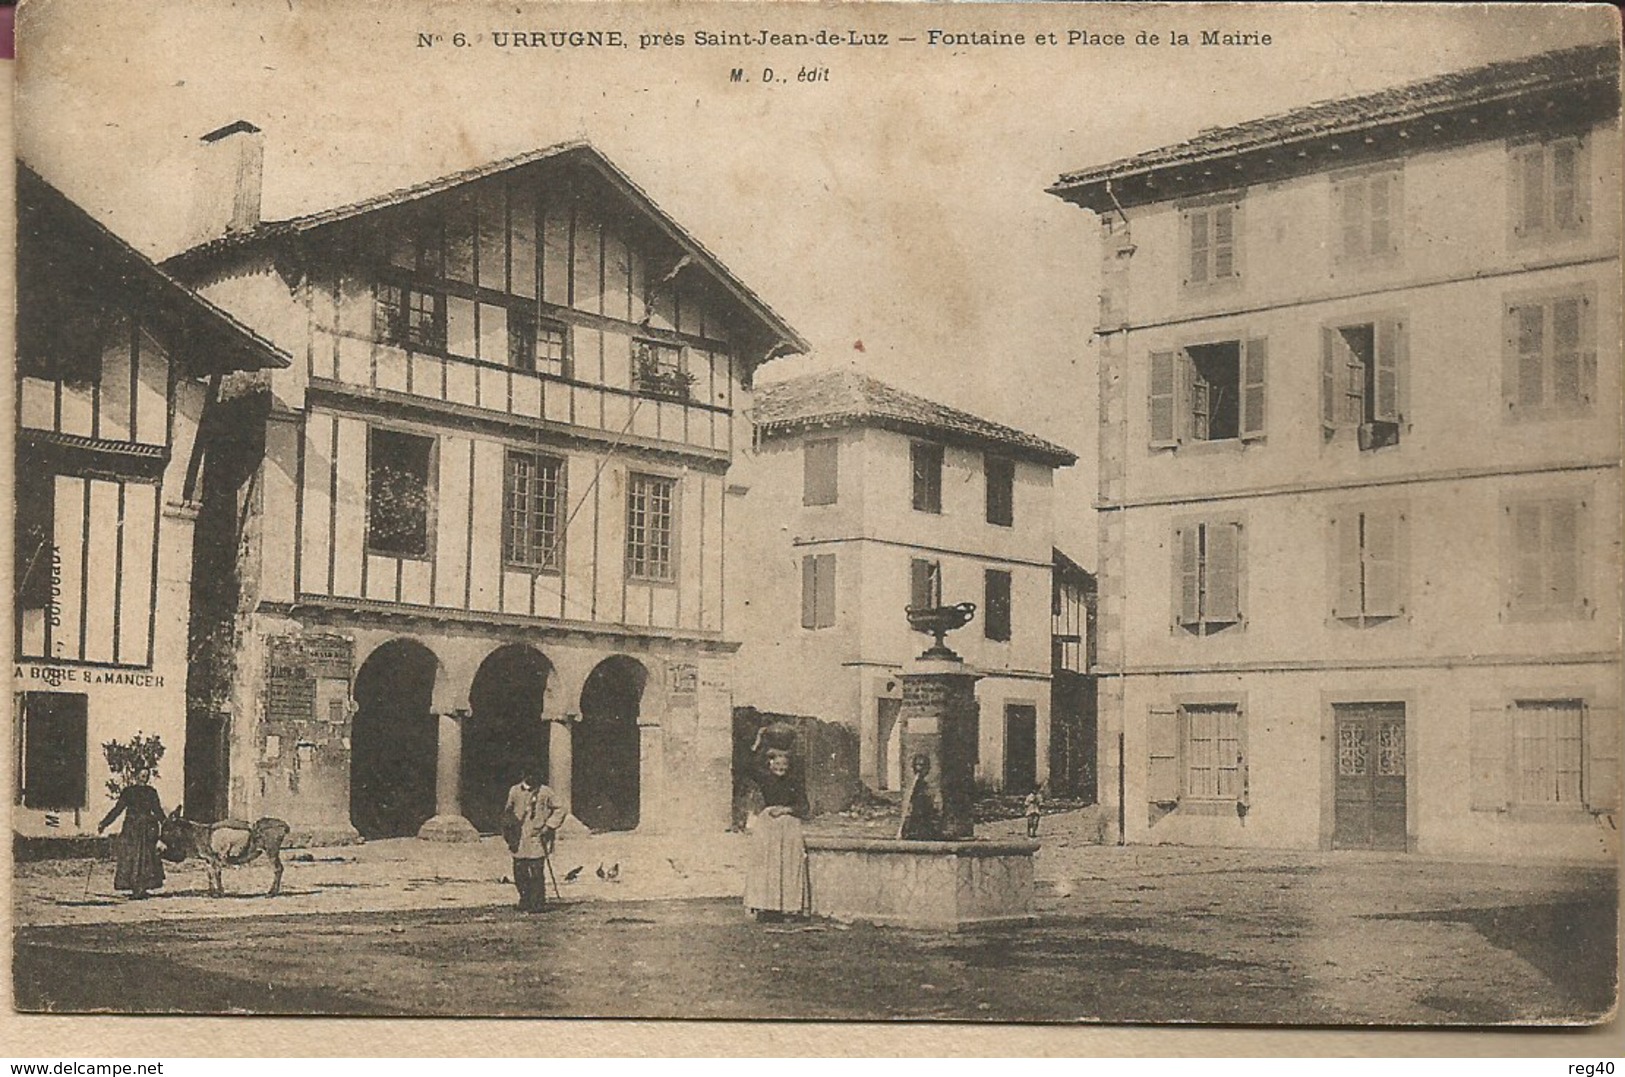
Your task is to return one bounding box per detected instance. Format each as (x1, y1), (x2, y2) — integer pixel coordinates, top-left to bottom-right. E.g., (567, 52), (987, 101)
(804, 836), (1038, 930)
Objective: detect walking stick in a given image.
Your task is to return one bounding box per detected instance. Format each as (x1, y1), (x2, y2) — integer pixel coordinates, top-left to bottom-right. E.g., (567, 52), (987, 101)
(542, 831), (562, 902)
(82, 855), (97, 900)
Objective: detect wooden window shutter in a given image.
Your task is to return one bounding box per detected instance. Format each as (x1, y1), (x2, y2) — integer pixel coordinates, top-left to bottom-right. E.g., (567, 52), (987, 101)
(1175, 526), (1200, 626)
(1551, 139), (1583, 230)
(1569, 140), (1590, 228)
(1579, 293), (1597, 406)
(1511, 502), (1544, 611)
(1147, 705), (1181, 804)
(1205, 522), (1241, 623)
(1338, 177), (1366, 258)
(1510, 146), (1544, 237)
(801, 555), (818, 629)
(1321, 328), (1339, 431)
(1373, 319), (1402, 423)
(1362, 509), (1403, 617)
(1149, 351), (1179, 447)
(1331, 512), (1362, 619)
(1584, 703), (1619, 813)
(803, 439), (838, 506)
(815, 553), (837, 628)
(1501, 302), (1526, 414)
(1469, 702), (1510, 811)
(1241, 337), (1267, 439)
(1371, 172), (1400, 255)
(1545, 499), (1580, 609)
(1187, 209), (1209, 285)
(1212, 205), (1236, 279)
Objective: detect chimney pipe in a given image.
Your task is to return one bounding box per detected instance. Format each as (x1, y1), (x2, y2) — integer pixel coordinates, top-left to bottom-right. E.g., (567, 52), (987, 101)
(196, 120), (264, 238)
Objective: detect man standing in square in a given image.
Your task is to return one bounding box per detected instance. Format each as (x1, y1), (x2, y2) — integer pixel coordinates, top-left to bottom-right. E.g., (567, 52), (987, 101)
(504, 764), (566, 912)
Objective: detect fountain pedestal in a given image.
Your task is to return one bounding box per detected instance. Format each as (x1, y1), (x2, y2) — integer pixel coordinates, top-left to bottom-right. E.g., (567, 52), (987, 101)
(802, 613), (1038, 929)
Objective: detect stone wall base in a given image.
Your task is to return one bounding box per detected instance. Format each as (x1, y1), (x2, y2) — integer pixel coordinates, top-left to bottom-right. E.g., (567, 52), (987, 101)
(805, 836), (1038, 930)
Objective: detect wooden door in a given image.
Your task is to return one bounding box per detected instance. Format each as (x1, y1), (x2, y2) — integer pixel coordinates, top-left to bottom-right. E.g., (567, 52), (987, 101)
(1333, 702), (1407, 850)
(1004, 704), (1038, 794)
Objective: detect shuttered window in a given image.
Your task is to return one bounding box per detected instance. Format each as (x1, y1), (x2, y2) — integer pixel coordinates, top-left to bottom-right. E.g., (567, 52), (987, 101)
(909, 558), (941, 611)
(1473, 699), (1619, 814)
(1147, 702), (1246, 806)
(1149, 340), (1267, 448)
(1509, 137), (1589, 244)
(804, 438), (839, 507)
(1502, 495), (1588, 619)
(1502, 290), (1596, 417)
(1183, 200), (1242, 289)
(984, 569), (1012, 642)
(800, 553), (836, 629)
(1330, 506), (1407, 623)
(1332, 169), (1403, 263)
(1174, 520), (1244, 633)
(1321, 319), (1406, 446)
(911, 442), (943, 513)
(985, 455), (1015, 526)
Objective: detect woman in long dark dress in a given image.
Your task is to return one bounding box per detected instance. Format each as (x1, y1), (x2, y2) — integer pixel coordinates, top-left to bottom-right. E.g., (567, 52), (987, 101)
(97, 768), (166, 898)
(743, 747), (810, 921)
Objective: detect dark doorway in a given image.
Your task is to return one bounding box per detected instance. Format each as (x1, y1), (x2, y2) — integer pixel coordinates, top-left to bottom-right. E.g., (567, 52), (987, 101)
(1004, 704), (1038, 793)
(463, 644), (551, 834)
(1333, 702), (1407, 851)
(183, 710), (231, 822)
(350, 639), (439, 839)
(574, 656), (646, 832)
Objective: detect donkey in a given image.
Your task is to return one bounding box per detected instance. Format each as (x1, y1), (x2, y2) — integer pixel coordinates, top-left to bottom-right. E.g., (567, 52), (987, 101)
(160, 808), (291, 897)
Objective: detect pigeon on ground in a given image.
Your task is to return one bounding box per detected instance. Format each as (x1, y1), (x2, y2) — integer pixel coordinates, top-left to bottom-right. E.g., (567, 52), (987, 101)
(596, 862), (607, 881)
(605, 862), (620, 881)
(562, 865), (584, 883)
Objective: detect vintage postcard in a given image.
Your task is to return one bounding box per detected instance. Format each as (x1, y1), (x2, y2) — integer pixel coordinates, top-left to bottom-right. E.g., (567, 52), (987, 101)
(7, 0), (1621, 1037)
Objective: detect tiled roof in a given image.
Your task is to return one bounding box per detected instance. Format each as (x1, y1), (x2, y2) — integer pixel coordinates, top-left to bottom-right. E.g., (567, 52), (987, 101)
(752, 369), (1076, 467)
(18, 163), (290, 373)
(1051, 42), (1619, 209)
(163, 140), (807, 356)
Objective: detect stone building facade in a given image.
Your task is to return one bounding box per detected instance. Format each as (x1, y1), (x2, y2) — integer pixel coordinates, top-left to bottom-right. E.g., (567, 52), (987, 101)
(1050, 44), (1620, 860)
(734, 370), (1076, 795)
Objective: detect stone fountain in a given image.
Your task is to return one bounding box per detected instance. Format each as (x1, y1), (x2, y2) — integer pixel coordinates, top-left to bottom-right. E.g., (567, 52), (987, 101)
(802, 602), (1039, 929)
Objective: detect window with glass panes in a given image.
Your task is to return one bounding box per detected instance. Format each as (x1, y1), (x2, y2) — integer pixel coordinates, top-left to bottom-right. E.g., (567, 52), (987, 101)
(1514, 700), (1585, 805)
(626, 473), (676, 581)
(509, 312), (569, 375)
(1184, 703), (1242, 799)
(503, 451), (564, 570)
(375, 283), (446, 351)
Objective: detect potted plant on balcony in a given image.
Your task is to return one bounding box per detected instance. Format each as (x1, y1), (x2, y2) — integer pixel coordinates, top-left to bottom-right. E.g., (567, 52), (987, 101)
(634, 343), (695, 401)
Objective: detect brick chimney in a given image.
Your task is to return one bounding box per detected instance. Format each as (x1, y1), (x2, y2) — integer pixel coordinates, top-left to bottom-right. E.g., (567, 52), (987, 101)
(190, 120), (264, 243)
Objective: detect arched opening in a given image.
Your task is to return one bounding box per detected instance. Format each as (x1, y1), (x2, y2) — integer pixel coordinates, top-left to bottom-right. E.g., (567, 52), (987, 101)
(463, 644), (552, 834)
(574, 655), (647, 832)
(350, 639), (439, 839)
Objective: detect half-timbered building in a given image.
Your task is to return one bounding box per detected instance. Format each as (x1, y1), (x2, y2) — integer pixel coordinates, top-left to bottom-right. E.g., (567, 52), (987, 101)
(164, 130), (805, 843)
(13, 164), (290, 841)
